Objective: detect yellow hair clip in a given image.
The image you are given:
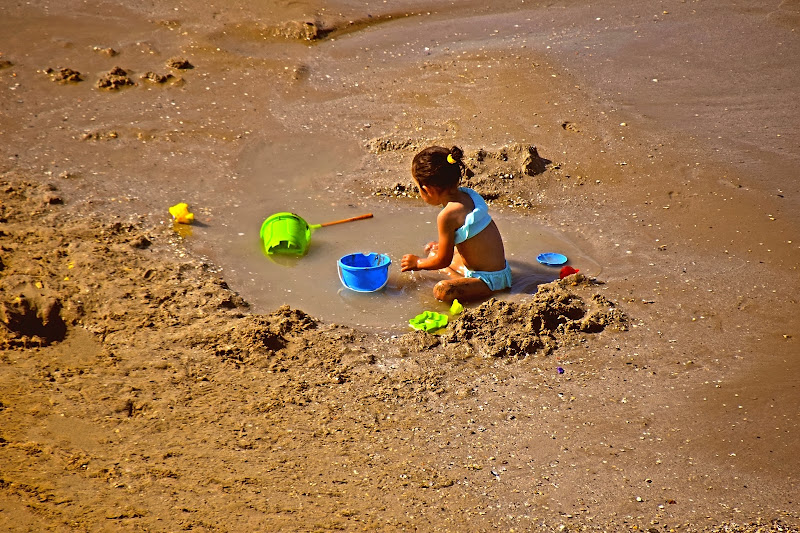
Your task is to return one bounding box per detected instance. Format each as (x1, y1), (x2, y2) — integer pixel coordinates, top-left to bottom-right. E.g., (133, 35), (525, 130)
(447, 154), (456, 164)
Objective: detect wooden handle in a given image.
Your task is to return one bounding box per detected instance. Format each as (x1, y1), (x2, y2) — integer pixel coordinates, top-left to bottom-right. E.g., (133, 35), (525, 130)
(319, 213), (373, 227)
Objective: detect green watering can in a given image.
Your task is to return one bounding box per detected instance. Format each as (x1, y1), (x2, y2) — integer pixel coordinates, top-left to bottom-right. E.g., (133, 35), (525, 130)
(260, 212), (373, 256)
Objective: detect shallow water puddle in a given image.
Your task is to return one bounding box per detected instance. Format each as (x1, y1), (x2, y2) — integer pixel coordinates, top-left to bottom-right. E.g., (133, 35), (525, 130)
(186, 133), (600, 333)
(192, 203), (597, 333)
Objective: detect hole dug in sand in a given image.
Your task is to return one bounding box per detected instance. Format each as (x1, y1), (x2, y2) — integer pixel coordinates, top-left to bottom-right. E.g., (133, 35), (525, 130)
(1, 294), (67, 347)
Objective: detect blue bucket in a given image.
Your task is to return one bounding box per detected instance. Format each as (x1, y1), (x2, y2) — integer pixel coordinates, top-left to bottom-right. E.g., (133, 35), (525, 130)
(337, 253), (391, 292)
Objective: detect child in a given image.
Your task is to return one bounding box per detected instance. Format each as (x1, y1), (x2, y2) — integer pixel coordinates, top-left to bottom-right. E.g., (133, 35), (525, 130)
(401, 145), (512, 302)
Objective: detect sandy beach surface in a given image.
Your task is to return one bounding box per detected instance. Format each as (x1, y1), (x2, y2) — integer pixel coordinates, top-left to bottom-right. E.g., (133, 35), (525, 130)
(1, 0), (798, 531)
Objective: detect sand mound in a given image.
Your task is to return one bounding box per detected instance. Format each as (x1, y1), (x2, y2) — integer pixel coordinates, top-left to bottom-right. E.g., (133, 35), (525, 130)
(203, 306), (318, 365)
(445, 275), (627, 358)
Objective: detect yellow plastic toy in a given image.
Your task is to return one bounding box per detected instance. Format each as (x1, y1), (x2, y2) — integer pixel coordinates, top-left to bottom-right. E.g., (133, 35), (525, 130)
(450, 299), (463, 315)
(169, 202), (194, 224)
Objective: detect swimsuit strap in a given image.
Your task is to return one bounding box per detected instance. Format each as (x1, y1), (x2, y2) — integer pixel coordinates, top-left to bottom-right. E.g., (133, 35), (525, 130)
(454, 187), (492, 244)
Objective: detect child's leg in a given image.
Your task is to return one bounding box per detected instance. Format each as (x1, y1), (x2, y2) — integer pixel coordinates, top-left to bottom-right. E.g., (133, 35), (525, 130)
(447, 249), (468, 276)
(426, 243), (467, 278)
(440, 255), (466, 279)
(433, 277), (493, 303)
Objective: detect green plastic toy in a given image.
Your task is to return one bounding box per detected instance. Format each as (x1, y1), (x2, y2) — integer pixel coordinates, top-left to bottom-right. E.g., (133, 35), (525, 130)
(260, 212), (373, 256)
(260, 213), (310, 256)
(409, 311), (448, 332)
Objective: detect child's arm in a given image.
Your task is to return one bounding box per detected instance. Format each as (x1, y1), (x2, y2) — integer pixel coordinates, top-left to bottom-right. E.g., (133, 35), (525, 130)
(401, 208), (458, 272)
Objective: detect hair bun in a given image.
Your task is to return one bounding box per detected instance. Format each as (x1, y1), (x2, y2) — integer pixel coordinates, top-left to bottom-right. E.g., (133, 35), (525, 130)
(449, 146), (463, 162)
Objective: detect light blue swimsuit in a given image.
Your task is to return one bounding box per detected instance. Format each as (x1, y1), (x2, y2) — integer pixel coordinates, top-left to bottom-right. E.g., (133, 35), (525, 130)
(454, 187), (513, 291)
(454, 187), (493, 245)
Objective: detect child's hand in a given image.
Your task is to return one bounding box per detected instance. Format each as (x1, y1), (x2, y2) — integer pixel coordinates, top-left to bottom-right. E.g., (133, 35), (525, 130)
(401, 254), (421, 272)
(424, 241), (439, 256)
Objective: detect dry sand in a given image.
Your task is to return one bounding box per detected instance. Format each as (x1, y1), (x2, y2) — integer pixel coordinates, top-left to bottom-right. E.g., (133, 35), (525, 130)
(1, 0), (799, 531)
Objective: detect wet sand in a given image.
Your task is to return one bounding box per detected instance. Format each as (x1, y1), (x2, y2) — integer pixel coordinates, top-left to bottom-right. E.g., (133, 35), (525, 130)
(1, 0), (798, 531)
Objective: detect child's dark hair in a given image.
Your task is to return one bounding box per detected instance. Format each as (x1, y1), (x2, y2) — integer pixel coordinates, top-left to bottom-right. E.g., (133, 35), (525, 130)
(411, 145), (464, 189)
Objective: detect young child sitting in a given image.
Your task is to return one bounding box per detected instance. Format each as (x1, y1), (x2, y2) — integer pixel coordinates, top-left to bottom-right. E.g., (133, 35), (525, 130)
(400, 145), (512, 302)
